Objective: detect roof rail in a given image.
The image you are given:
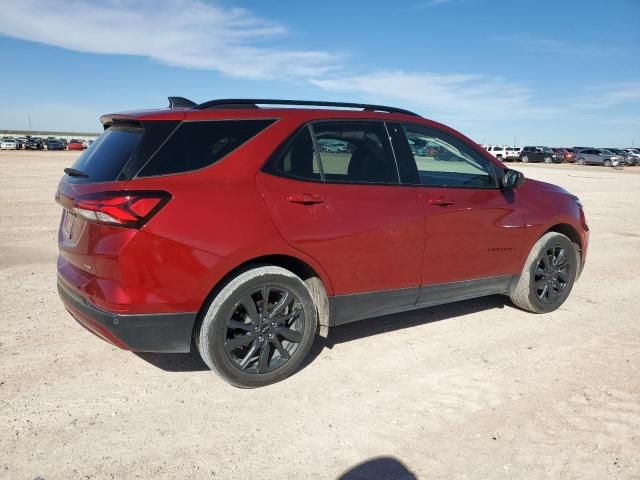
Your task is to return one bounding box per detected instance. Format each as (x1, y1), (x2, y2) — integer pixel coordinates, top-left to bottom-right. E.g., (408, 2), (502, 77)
(168, 96), (197, 109)
(193, 99), (420, 117)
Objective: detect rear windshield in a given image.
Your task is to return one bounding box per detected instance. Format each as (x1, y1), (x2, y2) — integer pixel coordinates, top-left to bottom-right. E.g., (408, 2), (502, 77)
(68, 126), (143, 182)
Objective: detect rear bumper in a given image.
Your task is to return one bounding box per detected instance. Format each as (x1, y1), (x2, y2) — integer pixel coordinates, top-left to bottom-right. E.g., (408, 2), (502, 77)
(58, 278), (197, 353)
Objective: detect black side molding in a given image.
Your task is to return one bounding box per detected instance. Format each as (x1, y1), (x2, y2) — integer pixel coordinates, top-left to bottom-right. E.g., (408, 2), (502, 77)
(330, 275), (513, 326)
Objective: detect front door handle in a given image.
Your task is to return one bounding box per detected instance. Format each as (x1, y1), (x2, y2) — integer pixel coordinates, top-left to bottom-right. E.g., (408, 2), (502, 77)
(428, 196), (455, 207)
(287, 193), (325, 205)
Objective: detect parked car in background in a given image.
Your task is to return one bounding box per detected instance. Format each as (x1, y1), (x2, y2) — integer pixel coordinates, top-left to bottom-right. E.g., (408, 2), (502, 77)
(14, 137), (27, 149)
(67, 139), (84, 151)
(46, 139), (66, 151)
(623, 148), (640, 164)
(575, 148), (623, 167)
(1, 138), (19, 150)
(605, 148), (638, 166)
(520, 146), (559, 163)
(505, 146), (522, 161)
(486, 145), (507, 160)
(55, 97), (590, 387)
(552, 148), (576, 163)
(25, 137), (44, 150)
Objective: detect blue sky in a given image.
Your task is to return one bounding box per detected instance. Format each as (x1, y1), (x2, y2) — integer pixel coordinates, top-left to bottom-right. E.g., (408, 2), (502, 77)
(0, 0), (638, 146)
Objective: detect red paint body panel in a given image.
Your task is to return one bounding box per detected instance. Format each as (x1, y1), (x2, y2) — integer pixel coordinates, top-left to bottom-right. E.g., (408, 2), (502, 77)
(257, 173), (425, 294)
(56, 104), (589, 351)
(420, 187), (525, 285)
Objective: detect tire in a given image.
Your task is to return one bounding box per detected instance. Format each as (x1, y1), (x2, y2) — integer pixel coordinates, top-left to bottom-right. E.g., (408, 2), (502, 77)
(544, 156), (552, 164)
(509, 232), (578, 314)
(197, 266), (317, 388)
(522, 155), (529, 163)
(577, 157), (585, 165)
(604, 159), (612, 167)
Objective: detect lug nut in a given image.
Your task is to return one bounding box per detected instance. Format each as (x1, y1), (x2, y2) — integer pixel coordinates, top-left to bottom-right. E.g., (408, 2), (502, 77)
(258, 336), (263, 341)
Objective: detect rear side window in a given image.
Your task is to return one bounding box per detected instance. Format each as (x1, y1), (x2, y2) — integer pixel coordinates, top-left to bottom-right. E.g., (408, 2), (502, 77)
(138, 120), (275, 177)
(312, 121), (399, 184)
(69, 126), (143, 182)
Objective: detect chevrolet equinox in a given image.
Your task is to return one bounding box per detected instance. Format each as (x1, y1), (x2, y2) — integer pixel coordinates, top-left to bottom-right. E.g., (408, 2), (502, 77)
(56, 98), (589, 387)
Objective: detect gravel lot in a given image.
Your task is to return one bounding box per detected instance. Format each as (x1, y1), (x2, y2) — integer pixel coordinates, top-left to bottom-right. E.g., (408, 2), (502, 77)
(1, 151), (639, 479)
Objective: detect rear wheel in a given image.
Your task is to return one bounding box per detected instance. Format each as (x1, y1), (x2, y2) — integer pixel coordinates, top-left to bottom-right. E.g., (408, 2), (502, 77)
(577, 157), (586, 165)
(509, 232), (578, 313)
(197, 266), (317, 388)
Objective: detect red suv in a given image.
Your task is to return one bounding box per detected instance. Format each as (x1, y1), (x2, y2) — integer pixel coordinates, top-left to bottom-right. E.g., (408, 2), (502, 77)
(56, 98), (589, 387)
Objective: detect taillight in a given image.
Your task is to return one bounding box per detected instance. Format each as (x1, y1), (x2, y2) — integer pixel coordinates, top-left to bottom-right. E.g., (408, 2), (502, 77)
(72, 191), (171, 228)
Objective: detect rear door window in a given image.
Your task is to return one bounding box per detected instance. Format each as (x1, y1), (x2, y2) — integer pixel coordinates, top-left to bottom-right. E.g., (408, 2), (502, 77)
(138, 119), (275, 177)
(68, 126), (143, 182)
(264, 126), (322, 181)
(311, 121), (399, 184)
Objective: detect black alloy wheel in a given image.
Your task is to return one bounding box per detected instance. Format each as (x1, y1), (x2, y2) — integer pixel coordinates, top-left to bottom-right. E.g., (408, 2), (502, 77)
(533, 246), (570, 304)
(224, 286), (304, 374)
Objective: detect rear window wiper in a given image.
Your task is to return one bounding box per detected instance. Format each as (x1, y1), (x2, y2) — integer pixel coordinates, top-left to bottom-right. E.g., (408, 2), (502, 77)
(64, 167), (88, 178)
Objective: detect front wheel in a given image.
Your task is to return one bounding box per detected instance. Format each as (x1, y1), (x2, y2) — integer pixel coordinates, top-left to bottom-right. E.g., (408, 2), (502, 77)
(522, 155), (529, 163)
(604, 159), (612, 167)
(197, 266), (317, 388)
(544, 156), (552, 163)
(509, 232), (578, 313)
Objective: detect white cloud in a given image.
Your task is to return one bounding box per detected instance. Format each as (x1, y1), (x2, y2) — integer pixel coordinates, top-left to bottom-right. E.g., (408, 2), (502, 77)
(496, 34), (623, 57)
(310, 70), (561, 122)
(0, 0), (340, 80)
(573, 83), (640, 109)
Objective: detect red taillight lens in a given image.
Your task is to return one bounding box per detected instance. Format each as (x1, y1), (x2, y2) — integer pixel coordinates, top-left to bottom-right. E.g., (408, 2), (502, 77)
(73, 191), (171, 228)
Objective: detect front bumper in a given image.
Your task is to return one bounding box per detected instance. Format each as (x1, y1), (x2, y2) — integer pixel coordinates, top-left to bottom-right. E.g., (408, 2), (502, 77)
(58, 278), (197, 353)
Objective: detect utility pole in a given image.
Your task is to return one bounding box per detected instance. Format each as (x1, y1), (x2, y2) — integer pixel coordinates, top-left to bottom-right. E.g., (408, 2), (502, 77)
(28, 114), (32, 132)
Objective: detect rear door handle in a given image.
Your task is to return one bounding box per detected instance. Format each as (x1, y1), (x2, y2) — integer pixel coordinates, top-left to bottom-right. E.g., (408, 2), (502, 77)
(286, 193), (324, 205)
(428, 196), (455, 207)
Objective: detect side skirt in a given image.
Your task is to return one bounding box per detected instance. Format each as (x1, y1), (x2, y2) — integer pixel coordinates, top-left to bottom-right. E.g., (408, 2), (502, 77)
(330, 275), (514, 326)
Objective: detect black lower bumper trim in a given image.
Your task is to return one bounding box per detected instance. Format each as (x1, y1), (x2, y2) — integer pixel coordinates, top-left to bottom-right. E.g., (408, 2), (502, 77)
(57, 279), (197, 353)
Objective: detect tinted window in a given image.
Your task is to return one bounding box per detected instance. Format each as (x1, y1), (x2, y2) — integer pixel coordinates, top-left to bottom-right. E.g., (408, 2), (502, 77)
(69, 126), (143, 182)
(139, 120), (274, 177)
(312, 121), (399, 184)
(266, 126), (321, 181)
(120, 120), (180, 180)
(401, 125), (496, 188)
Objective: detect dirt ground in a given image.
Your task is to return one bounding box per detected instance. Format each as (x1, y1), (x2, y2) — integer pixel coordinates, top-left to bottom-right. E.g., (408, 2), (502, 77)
(1, 151), (639, 480)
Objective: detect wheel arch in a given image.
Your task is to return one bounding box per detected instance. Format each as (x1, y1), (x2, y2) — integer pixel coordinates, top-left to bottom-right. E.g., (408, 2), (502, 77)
(193, 253), (332, 345)
(542, 223), (585, 278)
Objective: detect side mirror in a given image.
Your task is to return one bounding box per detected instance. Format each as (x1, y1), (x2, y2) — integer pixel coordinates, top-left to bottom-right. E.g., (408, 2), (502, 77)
(501, 169), (525, 189)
